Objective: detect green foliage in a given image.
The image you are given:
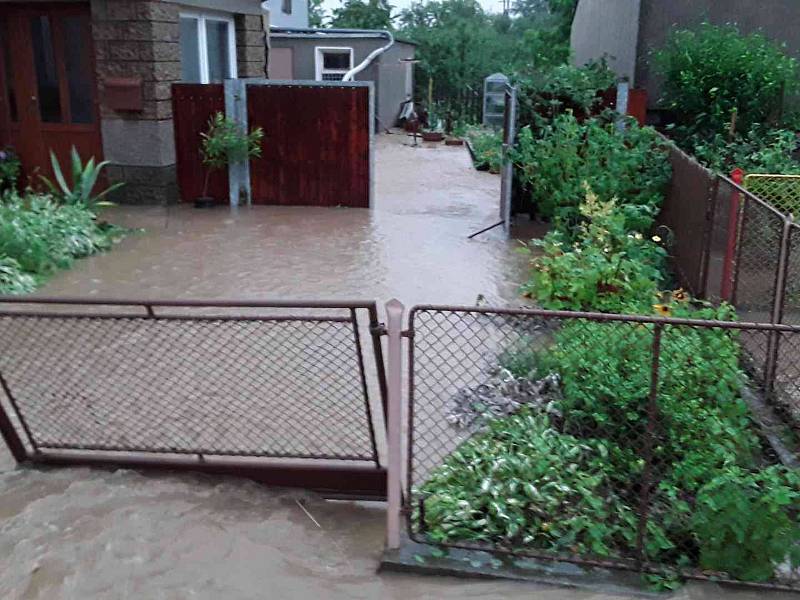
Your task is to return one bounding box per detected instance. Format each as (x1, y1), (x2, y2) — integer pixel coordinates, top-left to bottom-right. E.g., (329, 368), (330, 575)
(330, 0), (394, 29)
(0, 256), (35, 295)
(514, 61), (615, 132)
(687, 125), (800, 175)
(656, 23), (798, 139)
(200, 112), (264, 197)
(418, 409), (639, 555)
(513, 114), (671, 232)
(308, 0), (327, 27)
(692, 466), (800, 581)
(465, 126), (503, 172)
(0, 191), (122, 290)
(519, 189), (667, 312)
(41, 147), (123, 210)
(0, 147), (21, 191)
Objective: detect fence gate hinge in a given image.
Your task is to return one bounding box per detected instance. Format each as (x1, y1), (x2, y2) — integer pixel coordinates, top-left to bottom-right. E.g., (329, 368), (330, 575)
(370, 323), (388, 336)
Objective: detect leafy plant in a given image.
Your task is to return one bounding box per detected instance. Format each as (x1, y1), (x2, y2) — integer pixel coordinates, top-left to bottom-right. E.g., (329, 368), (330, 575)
(418, 409), (639, 556)
(512, 114), (671, 232)
(519, 187), (667, 312)
(687, 125), (800, 175)
(0, 256), (36, 294)
(0, 191), (122, 289)
(41, 147), (124, 210)
(200, 112), (264, 198)
(691, 466), (800, 581)
(465, 126), (503, 172)
(0, 147), (21, 191)
(656, 23), (798, 139)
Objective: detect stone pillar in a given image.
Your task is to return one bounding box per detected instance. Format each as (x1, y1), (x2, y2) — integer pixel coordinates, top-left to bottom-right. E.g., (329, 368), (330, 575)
(91, 0), (180, 204)
(236, 14), (268, 79)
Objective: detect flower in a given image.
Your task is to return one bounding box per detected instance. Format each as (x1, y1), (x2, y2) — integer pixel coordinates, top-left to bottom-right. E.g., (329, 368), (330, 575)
(651, 235), (662, 243)
(672, 289), (688, 302)
(653, 303), (672, 317)
(634, 233), (643, 240)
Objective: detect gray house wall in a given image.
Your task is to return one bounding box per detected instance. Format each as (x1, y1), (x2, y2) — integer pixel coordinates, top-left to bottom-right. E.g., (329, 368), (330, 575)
(636, 0), (800, 109)
(571, 0), (641, 83)
(269, 35), (415, 130)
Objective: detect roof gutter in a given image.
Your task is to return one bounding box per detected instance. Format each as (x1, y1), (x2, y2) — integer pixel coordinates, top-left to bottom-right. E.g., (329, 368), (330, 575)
(269, 27), (395, 82)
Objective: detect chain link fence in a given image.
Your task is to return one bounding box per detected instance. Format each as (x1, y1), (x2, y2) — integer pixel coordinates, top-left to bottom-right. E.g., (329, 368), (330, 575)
(406, 305), (800, 591)
(0, 298), (388, 497)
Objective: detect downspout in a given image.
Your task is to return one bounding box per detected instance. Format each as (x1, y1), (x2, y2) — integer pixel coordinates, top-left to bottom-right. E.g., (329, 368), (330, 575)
(269, 27), (395, 81)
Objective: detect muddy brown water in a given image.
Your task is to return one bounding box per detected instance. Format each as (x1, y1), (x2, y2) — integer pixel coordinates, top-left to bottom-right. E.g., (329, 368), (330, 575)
(0, 136), (783, 598)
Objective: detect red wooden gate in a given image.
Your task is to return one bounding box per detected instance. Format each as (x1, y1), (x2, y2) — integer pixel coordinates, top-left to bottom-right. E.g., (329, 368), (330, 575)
(172, 84), (227, 204)
(247, 84), (370, 207)
(172, 82), (371, 207)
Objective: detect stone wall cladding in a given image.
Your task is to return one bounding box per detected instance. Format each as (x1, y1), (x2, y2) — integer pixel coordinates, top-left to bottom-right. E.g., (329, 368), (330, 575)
(236, 14), (267, 78)
(91, 0), (180, 122)
(105, 164), (179, 205)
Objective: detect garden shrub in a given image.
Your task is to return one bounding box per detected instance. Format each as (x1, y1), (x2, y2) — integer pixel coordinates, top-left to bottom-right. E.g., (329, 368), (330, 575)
(465, 126), (503, 172)
(519, 188), (667, 312)
(513, 114), (671, 232)
(0, 256), (35, 295)
(687, 125), (800, 175)
(514, 61), (615, 132)
(0, 191), (122, 292)
(656, 23), (798, 140)
(0, 147), (20, 191)
(418, 409), (640, 556)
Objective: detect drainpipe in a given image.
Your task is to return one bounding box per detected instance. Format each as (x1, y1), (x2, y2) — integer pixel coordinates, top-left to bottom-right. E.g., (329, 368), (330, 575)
(269, 26), (395, 81)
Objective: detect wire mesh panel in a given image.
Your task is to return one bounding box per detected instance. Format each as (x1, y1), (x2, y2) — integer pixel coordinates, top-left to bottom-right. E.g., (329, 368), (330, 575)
(407, 306), (800, 591)
(0, 300), (384, 466)
(745, 174), (800, 217)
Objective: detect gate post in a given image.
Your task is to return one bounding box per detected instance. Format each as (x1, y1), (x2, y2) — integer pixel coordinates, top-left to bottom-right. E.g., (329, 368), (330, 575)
(385, 299), (405, 550)
(224, 79), (251, 207)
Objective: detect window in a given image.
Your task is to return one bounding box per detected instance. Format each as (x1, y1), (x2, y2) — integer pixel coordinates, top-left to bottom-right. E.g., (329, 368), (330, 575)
(282, 0), (292, 15)
(179, 12), (237, 83)
(315, 47), (353, 82)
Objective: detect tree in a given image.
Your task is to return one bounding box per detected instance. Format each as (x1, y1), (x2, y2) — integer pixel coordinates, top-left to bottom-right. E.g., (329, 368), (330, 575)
(308, 0), (326, 27)
(329, 0), (394, 30)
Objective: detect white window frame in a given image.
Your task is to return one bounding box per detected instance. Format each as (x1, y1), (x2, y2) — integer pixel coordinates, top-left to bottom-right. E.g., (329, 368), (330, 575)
(179, 10), (238, 84)
(314, 47), (353, 82)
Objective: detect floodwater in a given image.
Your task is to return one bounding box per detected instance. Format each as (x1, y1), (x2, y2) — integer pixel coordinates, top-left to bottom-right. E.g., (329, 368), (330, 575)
(0, 135), (781, 599)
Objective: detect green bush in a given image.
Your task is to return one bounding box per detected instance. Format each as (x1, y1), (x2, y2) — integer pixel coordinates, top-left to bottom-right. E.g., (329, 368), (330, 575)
(465, 126), (503, 172)
(519, 188), (667, 312)
(0, 147), (21, 192)
(418, 409), (639, 555)
(513, 114), (671, 232)
(687, 125), (800, 175)
(0, 191), (122, 291)
(656, 23), (798, 139)
(0, 256), (35, 294)
(692, 466), (800, 581)
(514, 61), (615, 132)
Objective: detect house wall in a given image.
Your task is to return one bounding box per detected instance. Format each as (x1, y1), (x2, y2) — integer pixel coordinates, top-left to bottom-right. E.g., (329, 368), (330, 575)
(571, 0), (641, 83)
(636, 0), (800, 109)
(90, 0), (266, 204)
(269, 36), (415, 130)
(262, 0), (308, 29)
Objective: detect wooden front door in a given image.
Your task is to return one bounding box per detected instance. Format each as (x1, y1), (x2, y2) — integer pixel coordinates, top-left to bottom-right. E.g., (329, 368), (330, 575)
(0, 3), (102, 187)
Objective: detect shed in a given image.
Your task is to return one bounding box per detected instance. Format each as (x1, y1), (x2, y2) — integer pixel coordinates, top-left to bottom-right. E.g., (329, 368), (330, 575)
(269, 29), (415, 131)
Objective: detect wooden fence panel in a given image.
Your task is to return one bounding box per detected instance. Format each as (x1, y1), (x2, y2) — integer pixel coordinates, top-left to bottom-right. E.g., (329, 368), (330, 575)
(247, 84), (370, 207)
(172, 83), (227, 203)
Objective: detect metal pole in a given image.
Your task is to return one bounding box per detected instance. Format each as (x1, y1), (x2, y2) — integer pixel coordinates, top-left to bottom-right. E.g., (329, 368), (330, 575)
(765, 215), (793, 390)
(721, 168), (744, 301)
(385, 299), (405, 550)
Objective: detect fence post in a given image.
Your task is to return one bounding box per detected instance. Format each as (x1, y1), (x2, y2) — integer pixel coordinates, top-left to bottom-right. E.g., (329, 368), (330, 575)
(765, 215), (793, 391)
(385, 298), (405, 550)
(636, 323), (663, 566)
(721, 168), (744, 301)
(224, 79), (251, 207)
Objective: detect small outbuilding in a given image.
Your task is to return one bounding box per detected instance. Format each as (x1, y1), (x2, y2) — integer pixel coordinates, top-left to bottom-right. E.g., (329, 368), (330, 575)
(269, 29), (416, 131)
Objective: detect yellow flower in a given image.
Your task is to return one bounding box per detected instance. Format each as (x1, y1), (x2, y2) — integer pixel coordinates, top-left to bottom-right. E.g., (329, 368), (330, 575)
(672, 289), (688, 302)
(652, 235), (662, 243)
(653, 303), (672, 317)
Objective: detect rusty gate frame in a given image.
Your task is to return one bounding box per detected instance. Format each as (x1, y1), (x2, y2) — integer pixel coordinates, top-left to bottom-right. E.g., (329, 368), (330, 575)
(0, 296), (388, 500)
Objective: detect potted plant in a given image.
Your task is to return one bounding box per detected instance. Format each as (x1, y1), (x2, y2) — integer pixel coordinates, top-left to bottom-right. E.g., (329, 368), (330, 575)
(197, 112), (264, 208)
(422, 105), (445, 142)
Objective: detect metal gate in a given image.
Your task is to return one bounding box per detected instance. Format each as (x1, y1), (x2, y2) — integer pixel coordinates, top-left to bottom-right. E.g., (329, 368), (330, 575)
(0, 297), (387, 499)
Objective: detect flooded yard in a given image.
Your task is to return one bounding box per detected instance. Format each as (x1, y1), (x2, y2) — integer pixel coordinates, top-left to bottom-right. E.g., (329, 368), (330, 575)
(0, 135), (778, 599)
